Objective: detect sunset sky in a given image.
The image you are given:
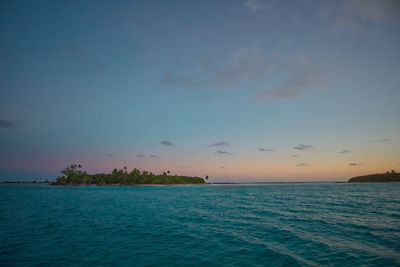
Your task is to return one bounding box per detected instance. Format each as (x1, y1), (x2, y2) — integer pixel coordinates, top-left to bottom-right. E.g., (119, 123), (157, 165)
(1, 0), (399, 182)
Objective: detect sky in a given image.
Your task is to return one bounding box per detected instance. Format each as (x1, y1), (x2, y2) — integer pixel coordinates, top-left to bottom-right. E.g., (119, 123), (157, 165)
(0, 0), (399, 182)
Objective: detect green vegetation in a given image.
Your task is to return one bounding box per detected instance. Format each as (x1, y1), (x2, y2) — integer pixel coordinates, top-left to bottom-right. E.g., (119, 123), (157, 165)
(348, 170), (400, 183)
(52, 164), (206, 185)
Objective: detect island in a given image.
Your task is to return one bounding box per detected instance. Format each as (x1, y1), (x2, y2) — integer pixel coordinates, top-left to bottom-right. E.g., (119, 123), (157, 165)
(52, 164), (206, 185)
(348, 170), (400, 183)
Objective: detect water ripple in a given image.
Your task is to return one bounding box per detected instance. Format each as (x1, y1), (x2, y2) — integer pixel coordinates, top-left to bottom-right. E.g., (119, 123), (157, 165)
(1, 183), (400, 266)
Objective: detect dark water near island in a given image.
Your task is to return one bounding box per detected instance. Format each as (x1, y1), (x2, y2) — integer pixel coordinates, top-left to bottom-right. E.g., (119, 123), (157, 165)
(1, 183), (400, 266)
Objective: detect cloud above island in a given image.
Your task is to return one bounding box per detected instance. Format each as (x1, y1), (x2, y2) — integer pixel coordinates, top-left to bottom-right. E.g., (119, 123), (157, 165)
(207, 141), (230, 147)
(137, 154), (159, 158)
(160, 141), (174, 146)
(215, 150), (233, 155)
(368, 138), (391, 143)
(257, 148), (275, 152)
(296, 163), (308, 167)
(294, 144), (313, 151)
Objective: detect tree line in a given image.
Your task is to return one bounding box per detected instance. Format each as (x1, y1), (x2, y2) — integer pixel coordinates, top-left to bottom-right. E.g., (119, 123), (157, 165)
(348, 170), (400, 182)
(52, 164), (206, 185)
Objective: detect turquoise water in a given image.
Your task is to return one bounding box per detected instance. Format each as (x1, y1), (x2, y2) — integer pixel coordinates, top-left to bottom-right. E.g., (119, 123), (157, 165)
(1, 183), (400, 266)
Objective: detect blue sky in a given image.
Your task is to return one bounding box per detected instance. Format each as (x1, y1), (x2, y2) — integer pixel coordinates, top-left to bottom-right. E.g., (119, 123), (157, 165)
(1, 0), (399, 181)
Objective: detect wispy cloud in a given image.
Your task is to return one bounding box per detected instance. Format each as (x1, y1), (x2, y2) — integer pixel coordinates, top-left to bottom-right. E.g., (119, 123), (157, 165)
(342, 0), (400, 23)
(160, 73), (205, 88)
(257, 62), (325, 99)
(215, 150), (233, 155)
(105, 154), (114, 157)
(207, 141), (230, 147)
(160, 48), (328, 101)
(368, 138), (391, 143)
(215, 48), (327, 100)
(210, 47), (265, 88)
(292, 154), (299, 158)
(244, 0), (267, 11)
(319, 0), (400, 32)
(296, 163), (308, 167)
(244, 0), (277, 12)
(349, 162), (362, 166)
(257, 148), (275, 152)
(160, 141), (174, 146)
(339, 150), (351, 153)
(294, 144), (313, 151)
(0, 119), (19, 128)
(221, 166), (226, 169)
(137, 154), (159, 158)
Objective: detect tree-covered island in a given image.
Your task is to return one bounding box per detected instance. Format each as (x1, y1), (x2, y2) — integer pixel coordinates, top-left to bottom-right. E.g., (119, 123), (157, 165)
(348, 170), (400, 183)
(52, 164), (206, 185)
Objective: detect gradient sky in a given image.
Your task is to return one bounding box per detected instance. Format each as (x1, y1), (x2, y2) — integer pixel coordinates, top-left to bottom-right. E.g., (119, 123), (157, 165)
(1, 0), (399, 182)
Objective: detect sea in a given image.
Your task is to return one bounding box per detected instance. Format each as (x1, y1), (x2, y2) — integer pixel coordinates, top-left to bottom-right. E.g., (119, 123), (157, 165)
(1, 183), (399, 266)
